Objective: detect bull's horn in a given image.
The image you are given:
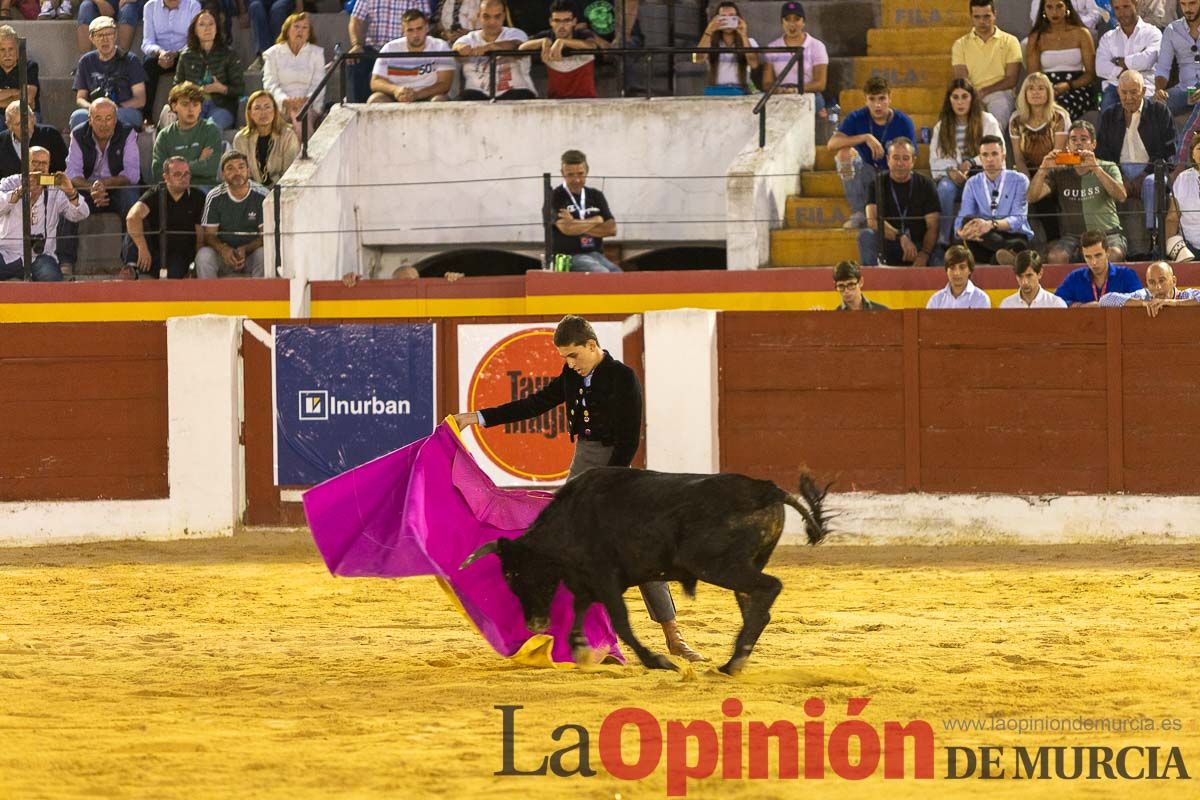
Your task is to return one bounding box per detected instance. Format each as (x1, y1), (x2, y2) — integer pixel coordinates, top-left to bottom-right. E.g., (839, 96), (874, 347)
(460, 540), (501, 570)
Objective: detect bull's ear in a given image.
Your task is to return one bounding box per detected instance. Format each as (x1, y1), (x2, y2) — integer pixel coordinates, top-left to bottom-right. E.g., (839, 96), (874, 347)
(460, 540), (501, 570)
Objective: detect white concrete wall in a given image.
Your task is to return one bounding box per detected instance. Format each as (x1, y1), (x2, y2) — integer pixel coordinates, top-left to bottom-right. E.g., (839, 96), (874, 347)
(644, 309), (719, 473)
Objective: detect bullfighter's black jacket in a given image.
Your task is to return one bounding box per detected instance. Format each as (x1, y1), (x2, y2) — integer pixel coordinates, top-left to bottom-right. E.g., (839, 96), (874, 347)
(478, 351), (642, 467)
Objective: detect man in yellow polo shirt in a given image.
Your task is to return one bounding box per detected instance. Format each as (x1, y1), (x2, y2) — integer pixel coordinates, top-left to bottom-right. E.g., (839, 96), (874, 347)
(951, 0), (1023, 132)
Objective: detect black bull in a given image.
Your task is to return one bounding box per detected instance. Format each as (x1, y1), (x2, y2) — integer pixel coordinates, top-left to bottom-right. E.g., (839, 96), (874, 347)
(461, 468), (832, 675)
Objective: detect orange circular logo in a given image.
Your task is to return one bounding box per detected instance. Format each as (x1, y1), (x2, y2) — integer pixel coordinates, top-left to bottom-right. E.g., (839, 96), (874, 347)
(468, 328), (573, 481)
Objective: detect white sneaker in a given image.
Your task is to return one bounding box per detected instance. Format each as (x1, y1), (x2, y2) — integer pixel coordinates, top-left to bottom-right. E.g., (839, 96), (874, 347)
(38, 0), (55, 18)
(56, 2), (73, 17)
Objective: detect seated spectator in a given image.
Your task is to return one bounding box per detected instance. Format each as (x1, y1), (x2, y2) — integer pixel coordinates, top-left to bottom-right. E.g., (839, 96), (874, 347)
(175, 8), (245, 129)
(1030, 0), (1110, 38)
(454, 0), (535, 101)
(519, 1), (606, 100)
(1028, 120), (1129, 262)
(952, 0), (1022, 132)
(926, 244), (991, 308)
(1010, 72), (1072, 240)
(552, 148), (620, 273)
(762, 2), (828, 113)
(0, 26), (39, 115)
(152, 82), (222, 189)
(369, 9), (453, 104)
(930, 78), (1003, 247)
(76, 0), (144, 53)
(832, 260), (888, 310)
(197, 151), (268, 278)
(694, 1), (759, 96)
(263, 12), (328, 135)
(1053, 228), (1143, 305)
(124, 155), (206, 279)
(0, 146), (89, 282)
(1026, 0), (1098, 121)
(248, 0), (294, 59)
(433, 0), (478, 45)
(342, 265), (465, 284)
(1154, 1), (1200, 125)
(3, 0), (49, 20)
(827, 75), (915, 229)
(1137, 0), (1172, 30)
(347, 0), (429, 103)
(141, 0), (201, 126)
(0, 101), (66, 177)
(860, 137), (939, 267)
(71, 17), (146, 131)
(954, 135), (1034, 265)
(1096, 0), (1161, 112)
(1165, 135), (1200, 255)
(1096, 69), (1175, 255)
(232, 90), (299, 187)
(1099, 260), (1200, 312)
(999, 250), (1068, 307)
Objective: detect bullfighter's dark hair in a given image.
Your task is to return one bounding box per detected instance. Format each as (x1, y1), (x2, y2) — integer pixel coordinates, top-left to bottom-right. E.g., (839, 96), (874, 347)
(553, 315), (599, 347)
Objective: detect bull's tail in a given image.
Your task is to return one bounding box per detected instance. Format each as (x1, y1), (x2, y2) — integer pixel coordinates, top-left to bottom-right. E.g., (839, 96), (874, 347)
(781, 474), (833, 546)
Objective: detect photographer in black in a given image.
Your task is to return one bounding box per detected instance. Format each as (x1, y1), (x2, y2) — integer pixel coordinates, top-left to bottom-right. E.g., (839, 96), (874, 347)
(0, 146), (90, 282)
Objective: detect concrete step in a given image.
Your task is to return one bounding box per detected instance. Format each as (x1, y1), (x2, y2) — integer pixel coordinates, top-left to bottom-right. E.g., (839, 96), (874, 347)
(868, 26), (964, 57)
(785, 195), (852, 228)
(801, 170), (844, 197)
(770, 228), (860, 266)
(8, 21), (83, 78)
(813, 144), (930, 170)
(851, 55), (953, 88)
(72, 212), (125, 275)
(879, 0), (971, 29)
(840, 86), (943, 115)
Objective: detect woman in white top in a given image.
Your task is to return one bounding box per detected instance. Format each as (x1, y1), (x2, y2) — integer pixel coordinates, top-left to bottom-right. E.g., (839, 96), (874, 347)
(262, 12), (328, 136)
(694, 1), (760, 96)
(930, 78), (1003, 246)
(1165, 137), (1200, 256)
(1026, 0), (1096, 120)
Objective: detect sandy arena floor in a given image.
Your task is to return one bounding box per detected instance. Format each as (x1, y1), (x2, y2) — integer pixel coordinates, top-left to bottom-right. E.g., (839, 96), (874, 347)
(1, 532), (1198, 799)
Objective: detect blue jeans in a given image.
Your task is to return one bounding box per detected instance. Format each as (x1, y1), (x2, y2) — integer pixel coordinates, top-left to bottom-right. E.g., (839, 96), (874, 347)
(1100, 84), (1121, 113)
(935, 175), (962, 245)
(838, 151), (877, 215)
(349, 46), (380, 103)
(201, 100), (235, 130)
(77, 0), (144, 28)
(248, 0), (294, 55)
(570, 252), (622, 273)
(1118, 163), (1157, 230)
(0, 253), (63, 281)
(1165, 86), (1200, 136)
(69, 106), (144, 131)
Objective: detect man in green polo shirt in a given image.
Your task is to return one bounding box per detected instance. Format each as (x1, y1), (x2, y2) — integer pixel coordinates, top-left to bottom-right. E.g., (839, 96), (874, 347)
(197, 151), (269, 279)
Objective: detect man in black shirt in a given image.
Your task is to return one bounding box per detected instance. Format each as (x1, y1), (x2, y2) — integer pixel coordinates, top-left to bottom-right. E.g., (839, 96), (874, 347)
(454, 315), (706, 663)
(551, 149), (621, 272)
(858, 136), (940, 266)
(0, 27), (39, 116)
(0, 101), (66, 178)
(123, 155), (206, 279)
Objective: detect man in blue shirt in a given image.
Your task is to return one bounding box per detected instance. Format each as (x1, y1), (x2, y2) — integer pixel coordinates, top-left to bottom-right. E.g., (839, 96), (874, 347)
(826, 75), (916, 229)
(1054, 229), (1144, 306)
(1099, 260), (1200, 315)
(954, 134), (1034, 265)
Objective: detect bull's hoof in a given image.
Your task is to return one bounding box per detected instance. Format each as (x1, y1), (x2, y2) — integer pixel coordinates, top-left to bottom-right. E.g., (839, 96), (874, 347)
(718, 658), (747, 676)
(641, 652), (679, 671)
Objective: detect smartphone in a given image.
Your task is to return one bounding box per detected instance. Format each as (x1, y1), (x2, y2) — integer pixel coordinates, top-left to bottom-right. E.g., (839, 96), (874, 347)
(719, 15), (739, 29)
(38, 174), (55, 186)
(1054, 151), (1081, 166)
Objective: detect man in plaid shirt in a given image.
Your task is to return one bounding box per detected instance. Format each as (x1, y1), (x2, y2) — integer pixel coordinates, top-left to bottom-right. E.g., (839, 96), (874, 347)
(349, 0), (434, 102)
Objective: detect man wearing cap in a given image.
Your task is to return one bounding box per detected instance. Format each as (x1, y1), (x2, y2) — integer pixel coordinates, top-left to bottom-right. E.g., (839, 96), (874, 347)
(762, 2), (828, 113)
(70, 16), (146, 131)
(197, 151), (269, 279)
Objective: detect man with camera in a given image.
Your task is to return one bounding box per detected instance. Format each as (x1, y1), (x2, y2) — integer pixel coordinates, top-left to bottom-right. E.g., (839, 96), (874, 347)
(69, 16), (146, 132)
(0, 146), (90, 282)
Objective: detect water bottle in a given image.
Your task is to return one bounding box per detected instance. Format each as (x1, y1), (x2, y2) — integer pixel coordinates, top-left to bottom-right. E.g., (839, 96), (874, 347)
(827, 103), (840, 125)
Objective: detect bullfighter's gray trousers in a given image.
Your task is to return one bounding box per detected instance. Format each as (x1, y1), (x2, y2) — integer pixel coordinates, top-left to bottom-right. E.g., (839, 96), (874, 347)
(567, 440), (677, 624)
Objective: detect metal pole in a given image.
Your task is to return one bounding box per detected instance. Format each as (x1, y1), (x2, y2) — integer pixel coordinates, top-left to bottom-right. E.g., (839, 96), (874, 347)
(618, 0), (627, 96)
(273, 183), (282, 277)
(759, 106), (766, 148)
(1155, 159), (1167, 260)
(18, 38), (31, 279)
(542, 172), (553, 269)
(667, 0), (676, 96)
(489, 52), (497, 100)
(157, 184), (167, 274)
(875, 168), (886, 265)
(644, 53), (652, 99)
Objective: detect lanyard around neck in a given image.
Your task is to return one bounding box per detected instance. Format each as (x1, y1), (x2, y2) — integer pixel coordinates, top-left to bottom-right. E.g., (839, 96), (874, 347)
(564, 185), (587, 219)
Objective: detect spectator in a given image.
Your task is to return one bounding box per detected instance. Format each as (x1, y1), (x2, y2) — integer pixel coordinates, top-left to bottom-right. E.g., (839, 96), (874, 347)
(827, 75), (915, 230)
(519, 0), (606, 100)
(124, 155), (206, 279)
(175, 8), (245, 130)
(762, 2), (828, 113)
(232, 90), (299, 186)
(860, 137), (939, 267)
(1099, 260), (1200, 312)
(832, 260), (888, 310)
(694, 1), (759, 96)
(1165, 135), (1200, 255)
(999, 250), (1068, 307)
(263, 11), (327, 135)
(342, 265), (465, 284)
(152, 82), (222, 189)
(954, 134), (1034, 265)
(952, 0), (1022, 131)
(930, 78), (1003, 247)
(248, 0), (296, 59)
(369, 9), (454, 104)
(1010, 72), (1072, 240)
(1096, 69), (1175, 255)
(0, 101), (66, 178)
(434, 0), (478, 44)
(1053, 228), (1143, 305)
(76, 0), (145, 54)
(1028, 120), (1129, 263)
(348, 0), (433, 103)
(71, 17), (146, 131)
(551, 149), (620, 273)
(141, 0), (201, 126)
(454, 0), (535, 101)
(926, 244), (991, 308)
(197, 151), (269, 278)
(0, 146), (89, 282)
(1096, 0), (1162, 112)
(1026, 0), (1098, 121)
(15, 0), (55, 19)
(1029, 0), (1110, 37)
(1154, 0), (1200, 124)
(0, 26), (38, 115)
(1137, 0), (1172, 30)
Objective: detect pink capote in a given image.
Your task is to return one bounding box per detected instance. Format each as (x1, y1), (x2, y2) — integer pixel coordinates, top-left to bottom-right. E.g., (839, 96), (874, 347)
(303, 420), (624, 666)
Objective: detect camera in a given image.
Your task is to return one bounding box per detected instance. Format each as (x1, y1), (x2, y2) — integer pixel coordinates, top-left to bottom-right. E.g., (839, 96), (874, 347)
(38, 174), (55, 186)
(1055, 151), (1082, 166)
(30, 234), (45, 256)
(719, 15), (739, 28)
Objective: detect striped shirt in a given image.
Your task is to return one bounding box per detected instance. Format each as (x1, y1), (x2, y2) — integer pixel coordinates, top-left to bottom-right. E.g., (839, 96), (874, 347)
(352, 0), (434, 49)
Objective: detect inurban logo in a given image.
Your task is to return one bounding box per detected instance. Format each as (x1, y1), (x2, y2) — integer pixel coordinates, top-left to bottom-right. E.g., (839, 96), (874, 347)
(298, 390), (328, 421)
(297, 389), (412, 421)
